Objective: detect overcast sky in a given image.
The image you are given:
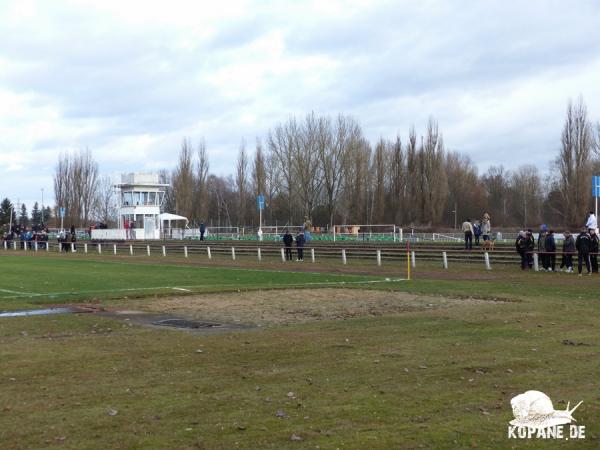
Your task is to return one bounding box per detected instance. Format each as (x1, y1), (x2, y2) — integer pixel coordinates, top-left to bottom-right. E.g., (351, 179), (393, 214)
(1, 0), (600, 209)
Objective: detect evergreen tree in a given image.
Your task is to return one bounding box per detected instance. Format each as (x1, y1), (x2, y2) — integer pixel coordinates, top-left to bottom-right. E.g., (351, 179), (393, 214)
(19, 204), (29, 227)
(44, 206), (53, 227)
(0, 198), (16, 231)
(31, 202), (43, 227)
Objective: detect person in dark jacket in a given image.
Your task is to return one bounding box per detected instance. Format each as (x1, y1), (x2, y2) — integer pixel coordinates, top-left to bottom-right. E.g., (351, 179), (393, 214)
(575, 228), (592, 276)
(544, 230), (556, 271)
(515, 231), (528, 269)
(538, 225), (548, 270)
(199, 223), (206, 241)
(282, 229), (294, 261)
(473, 221), (482, 246)
(525, 229), (535, 269)
(590, 229), (599, 273)
(295, 231), (306, 261)
(560, 231), (575, 273)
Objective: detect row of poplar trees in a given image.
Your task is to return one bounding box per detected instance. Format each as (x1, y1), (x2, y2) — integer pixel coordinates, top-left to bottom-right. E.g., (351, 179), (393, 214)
(167, 97), (600, 230)
(49, 97), (599, 230)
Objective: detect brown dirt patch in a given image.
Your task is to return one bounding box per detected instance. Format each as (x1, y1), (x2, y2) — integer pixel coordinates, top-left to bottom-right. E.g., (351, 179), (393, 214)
(123, 288), (503, 326)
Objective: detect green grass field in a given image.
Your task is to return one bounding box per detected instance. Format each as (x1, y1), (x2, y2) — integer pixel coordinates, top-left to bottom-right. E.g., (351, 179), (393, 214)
(0, 254), (391, 308)
(1, 252), (599, 449)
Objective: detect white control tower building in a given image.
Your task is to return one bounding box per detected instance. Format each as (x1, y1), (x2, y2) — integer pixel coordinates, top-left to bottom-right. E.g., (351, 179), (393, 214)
(117, 173), (168, 240)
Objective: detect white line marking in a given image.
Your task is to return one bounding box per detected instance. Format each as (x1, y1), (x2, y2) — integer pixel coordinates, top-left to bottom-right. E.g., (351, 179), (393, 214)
(0, 278), (407, 299)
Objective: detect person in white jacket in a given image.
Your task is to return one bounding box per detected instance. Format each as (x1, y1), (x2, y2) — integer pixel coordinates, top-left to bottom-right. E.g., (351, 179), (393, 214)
(586, 211), (597, 231)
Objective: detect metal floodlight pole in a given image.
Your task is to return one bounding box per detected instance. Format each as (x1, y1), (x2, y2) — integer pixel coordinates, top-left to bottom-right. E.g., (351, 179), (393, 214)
(41, 188), (44, 226)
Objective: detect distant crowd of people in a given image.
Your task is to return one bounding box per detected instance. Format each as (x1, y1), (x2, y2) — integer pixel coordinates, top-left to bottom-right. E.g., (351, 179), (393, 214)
(461, 213), (493, 249)
(515, 211), (598, 276)
(2, 224), (50, 249)
(57, 225), (78, 252)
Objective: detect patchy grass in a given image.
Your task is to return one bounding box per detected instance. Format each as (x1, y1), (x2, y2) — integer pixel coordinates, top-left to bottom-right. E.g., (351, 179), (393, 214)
(0, 253), (599, 448)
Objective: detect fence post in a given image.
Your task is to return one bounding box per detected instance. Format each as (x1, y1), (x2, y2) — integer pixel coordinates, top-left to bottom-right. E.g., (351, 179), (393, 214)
(98, 243), (102, 254)
(484, 252), (491, 270)
(342, 249), (347, 265)
(411, 251), (416, 268)
(13, 241), (17, 250)
(46, 242), (50, 252)
(3, 240), (6, 250)
(23, 241), (27, 251)
(280, 248), (285, 262)
(84, 243), (88, 254)
(207, 246), (212, 259)
(72, 242), (76, 253)
(113, 244), (117, 255)
(257, 247), (261, 262)
(34, 241), (38, 252)
(130, 244), (133, 256)
(311, 248), (315, 263)
(399, 228), (403, 242)
(184, 246), (188, 258)
(442, 251), (448, 269)
(162, 245), (166, 257)
(231, 247), (236, 260)
(533, 253), (539, 271)
(376, 249), (381, 266)
(147, 245), (150, 256)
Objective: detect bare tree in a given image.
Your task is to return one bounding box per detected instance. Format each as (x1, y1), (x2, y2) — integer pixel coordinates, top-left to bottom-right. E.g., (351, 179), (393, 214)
(444, 152), (484, 227)
(319, 114), (361, 228)
(388, 136), (406, 224)
(172, 138), (195, 220)
(92, 175), (118, 226)
(510, 165), (543, 227)
(195, 139), (209, 223)
(252, 138), (267, 198)
(404, 128), (418, 224)
(556, 97), (594, 226)
(53, 149), (99, 227)
(417, 119), (447, 225)
(268, 119), (297, 224)
(293, 113), (323, 220)
(371, 138), (388, 223)
(235, 141), (249, 225)
(158, 169), (174, 213)
(482, 165), (511, 226)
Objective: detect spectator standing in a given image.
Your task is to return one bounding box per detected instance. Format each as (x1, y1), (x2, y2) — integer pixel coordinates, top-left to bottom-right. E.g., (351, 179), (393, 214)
(303, 216), (312, 242)
(199, 222), (206, 241)
(585, 211), (597, 231)
(462, 219), (474, 250)
(538, 225), (548, 270)
(70, 228), (77, 252)
(473, 221), (482, 246)
(590, 229), (599, 273)
(481, 213), (492, 242)
(525, 229), (535, 269)
(296, 231), (305, 261)
(575, 228), (592, 276)
(515, 231), (528, 270)
(282, 229), (293, 261)
(545, 229), (556, 271)
(124, 219), (129, 240)
(560, 231), (575, 273)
